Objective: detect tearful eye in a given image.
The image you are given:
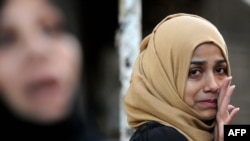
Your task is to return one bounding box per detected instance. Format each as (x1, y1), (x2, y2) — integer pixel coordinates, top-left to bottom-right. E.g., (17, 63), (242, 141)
(190, 70), (197, 75)
(215, 67), (227, 74)
(188, 69), (202, 78)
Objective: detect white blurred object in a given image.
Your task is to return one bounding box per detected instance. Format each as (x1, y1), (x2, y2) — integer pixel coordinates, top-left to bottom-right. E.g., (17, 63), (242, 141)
(116, 0), (142, 141)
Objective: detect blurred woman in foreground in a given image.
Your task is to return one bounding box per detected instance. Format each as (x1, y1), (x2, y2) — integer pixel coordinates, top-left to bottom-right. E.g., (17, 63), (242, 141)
(0, 0), (101, 140)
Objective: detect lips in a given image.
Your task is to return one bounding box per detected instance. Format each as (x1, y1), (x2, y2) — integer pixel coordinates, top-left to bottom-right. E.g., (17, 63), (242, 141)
(199, 99), (217, 108)
(25, 75), (60, 101)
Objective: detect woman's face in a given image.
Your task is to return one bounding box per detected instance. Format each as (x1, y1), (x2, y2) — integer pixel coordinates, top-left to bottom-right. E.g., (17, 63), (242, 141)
(184, 43), (228, 119)
(0, 0), (82, 123)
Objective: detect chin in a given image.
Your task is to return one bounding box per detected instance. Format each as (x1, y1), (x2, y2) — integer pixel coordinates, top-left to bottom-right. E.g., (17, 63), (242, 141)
(30, 110), (70, 125)
(20, 104), (71, 125)
(201, 111), (217, 120)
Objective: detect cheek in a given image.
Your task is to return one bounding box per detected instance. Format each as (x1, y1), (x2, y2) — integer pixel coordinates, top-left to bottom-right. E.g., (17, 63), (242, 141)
(53, 37), (82, 85)
(59, 49), (81, 83)
(0, 59), (23, 93)
(183, 80), (200, 107)
(0, 60), (25, 109)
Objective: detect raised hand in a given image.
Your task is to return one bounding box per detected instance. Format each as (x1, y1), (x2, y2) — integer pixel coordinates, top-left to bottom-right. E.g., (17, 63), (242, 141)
(214, 76), (240, 141)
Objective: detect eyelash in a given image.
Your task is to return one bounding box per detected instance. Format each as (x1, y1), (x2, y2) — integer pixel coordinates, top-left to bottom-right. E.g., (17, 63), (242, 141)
(188, 66), (227, 78)
(188, 68), (202, 78)
(215, 67), (227, 75)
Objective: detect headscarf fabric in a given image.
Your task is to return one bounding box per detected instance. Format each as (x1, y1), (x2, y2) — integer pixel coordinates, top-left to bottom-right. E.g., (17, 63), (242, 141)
(124, 13), (230, 141)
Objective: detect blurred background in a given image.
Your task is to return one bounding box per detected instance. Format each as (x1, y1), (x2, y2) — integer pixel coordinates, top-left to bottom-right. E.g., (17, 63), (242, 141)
(3, 0), (248, 141)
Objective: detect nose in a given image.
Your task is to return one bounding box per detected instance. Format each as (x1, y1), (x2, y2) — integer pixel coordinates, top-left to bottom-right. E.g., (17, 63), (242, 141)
(203, 74), (220, 94)
(22, 33), (50, 63)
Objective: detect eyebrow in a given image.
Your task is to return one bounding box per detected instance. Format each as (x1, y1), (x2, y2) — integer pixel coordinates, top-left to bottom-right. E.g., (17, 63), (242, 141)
(190, 59), (227, 65)
(216, 59), (227, 64)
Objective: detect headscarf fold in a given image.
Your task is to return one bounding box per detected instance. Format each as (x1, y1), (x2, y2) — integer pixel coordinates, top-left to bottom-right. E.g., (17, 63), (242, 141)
(124, 13), (230, 141)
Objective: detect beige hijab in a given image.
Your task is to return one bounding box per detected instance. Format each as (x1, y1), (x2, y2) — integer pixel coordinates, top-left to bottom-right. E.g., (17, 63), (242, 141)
(124, 13), (230, 141)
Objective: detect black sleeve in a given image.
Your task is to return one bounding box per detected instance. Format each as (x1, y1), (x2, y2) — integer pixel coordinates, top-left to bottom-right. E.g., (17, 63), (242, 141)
(129, 121), (188, 141)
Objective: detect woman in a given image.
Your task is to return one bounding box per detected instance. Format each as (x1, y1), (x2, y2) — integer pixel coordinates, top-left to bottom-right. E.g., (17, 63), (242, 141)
(0, 0), (101, 140)
(124, 13), (239, 141)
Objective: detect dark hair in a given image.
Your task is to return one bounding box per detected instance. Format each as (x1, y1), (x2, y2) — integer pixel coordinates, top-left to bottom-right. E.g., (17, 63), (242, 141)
(50, 0), (81, 38)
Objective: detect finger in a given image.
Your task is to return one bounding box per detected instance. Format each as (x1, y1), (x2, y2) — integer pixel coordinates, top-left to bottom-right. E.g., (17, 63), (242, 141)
(226, 107), (240, 124)
(218, 77), (232, 105)
(228, 104), (235, 115)
(227, 104), (235, 111)
(219, 85), (235, 109)
(219, 85), (235, 115)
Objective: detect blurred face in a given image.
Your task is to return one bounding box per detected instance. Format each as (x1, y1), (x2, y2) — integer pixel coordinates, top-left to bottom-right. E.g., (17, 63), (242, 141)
(184, 43), (228, 120)
(0, 0), (82, 123)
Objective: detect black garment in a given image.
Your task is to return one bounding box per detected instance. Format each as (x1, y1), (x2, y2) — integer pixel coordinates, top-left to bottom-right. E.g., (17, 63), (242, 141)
(130, 121), (188, 141)
(0, 97), (102, 141)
